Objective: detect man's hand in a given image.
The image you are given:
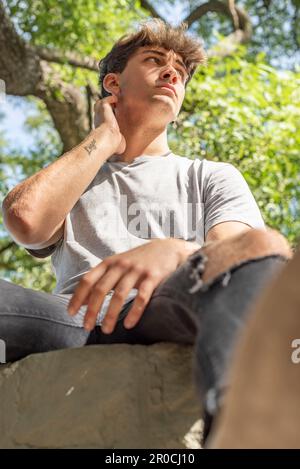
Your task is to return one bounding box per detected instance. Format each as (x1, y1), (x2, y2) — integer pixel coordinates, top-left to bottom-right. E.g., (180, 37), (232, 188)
(93, 94), (126, 155)
(67, 238), (198, 334)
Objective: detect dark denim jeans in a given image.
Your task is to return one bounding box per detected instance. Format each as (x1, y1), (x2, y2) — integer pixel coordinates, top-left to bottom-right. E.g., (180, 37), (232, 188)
(0, 250), (287, 442)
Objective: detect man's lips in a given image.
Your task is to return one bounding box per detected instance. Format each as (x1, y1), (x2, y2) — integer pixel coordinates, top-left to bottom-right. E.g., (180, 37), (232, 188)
(157, 85), (177, 98)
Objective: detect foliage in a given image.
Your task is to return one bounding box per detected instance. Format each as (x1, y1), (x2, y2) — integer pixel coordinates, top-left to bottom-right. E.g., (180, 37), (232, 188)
(170, 47), (300, 246)
(7, 0), (147, 57)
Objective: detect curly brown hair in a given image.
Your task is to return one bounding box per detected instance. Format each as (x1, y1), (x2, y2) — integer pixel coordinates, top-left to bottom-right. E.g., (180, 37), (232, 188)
(98, 18), (207, 98)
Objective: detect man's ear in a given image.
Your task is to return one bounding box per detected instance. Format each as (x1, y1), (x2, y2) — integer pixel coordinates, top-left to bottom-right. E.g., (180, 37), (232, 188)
(103, 73), (120, 96)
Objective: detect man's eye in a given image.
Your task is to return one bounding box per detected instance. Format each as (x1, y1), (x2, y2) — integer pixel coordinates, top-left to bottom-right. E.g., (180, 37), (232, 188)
(147, 57), (159, 63)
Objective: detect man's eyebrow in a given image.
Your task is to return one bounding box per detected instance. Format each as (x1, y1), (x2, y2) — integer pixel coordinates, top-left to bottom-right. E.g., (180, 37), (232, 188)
(140, 49), (187, 74)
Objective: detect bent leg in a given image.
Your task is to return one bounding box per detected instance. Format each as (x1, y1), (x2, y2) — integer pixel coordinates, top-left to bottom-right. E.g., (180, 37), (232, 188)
(0, 279), (95, 363)
(156, 228), (292, 442)
(94, 228), (291, 442)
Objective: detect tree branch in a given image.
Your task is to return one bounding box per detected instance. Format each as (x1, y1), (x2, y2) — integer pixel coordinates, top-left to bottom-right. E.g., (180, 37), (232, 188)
(227, 0), (239, 30)
(184, 0), (252, 42)
(292, 3), (300, 49)
(35, 61), (90, 152)
(139, 0), (163, 19)
(184, 0), (231, 27)
(183, 0), (252, 47)
(0, 1), (42, 95)
(35, 46), (99, 72)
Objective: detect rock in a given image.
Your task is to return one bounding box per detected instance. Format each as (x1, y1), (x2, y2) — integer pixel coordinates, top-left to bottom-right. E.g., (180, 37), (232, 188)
(0, 343), (202, 448)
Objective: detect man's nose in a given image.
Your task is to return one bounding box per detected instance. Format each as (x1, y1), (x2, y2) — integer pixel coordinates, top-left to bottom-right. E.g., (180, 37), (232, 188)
(161, 67), (178, 82)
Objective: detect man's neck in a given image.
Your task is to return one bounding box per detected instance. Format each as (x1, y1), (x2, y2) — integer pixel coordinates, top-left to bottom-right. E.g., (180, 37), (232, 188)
(115, 123), (171, 163)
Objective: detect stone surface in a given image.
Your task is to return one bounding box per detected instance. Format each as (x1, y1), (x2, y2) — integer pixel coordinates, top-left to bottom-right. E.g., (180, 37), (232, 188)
(0, 343), (202, 448)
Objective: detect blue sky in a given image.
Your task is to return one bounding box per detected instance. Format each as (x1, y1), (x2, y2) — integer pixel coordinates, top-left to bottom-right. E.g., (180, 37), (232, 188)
(0, 95), (36, 149)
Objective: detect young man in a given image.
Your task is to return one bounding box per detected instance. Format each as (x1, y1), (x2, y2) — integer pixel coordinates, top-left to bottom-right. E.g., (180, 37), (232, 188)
(1, 19), (292, 444)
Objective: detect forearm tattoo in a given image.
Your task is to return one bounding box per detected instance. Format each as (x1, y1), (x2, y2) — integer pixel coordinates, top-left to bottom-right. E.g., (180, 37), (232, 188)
(84, 139), (97, 155)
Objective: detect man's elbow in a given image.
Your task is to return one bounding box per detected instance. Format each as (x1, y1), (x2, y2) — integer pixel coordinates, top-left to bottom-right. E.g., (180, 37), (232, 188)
(2, 202), (40, 246)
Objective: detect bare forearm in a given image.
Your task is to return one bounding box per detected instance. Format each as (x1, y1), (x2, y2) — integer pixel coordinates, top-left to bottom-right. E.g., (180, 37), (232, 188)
(164, 238), (202, 266)
(2, 126), (116, 242)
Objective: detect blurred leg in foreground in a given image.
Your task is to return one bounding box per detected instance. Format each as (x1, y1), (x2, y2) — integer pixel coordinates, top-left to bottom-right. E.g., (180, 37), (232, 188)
(206, 245), (300, 448)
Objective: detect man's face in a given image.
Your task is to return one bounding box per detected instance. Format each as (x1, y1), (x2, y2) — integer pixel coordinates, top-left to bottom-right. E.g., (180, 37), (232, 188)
(103, 46), (188, 125)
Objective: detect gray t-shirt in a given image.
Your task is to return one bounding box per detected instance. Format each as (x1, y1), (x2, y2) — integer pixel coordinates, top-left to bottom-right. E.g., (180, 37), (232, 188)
(25, 152), (265, 325)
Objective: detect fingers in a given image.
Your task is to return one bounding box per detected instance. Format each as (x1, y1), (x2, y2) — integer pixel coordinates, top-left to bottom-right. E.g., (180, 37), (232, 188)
(93, 95), (118, 129)
(67, 261), (108, 316)
(93, 94), (118, 111)
(123, 276), (156, 330)
(100, 268), (142, 334)
(67, 257), (158, 334)
(83, 263), (130, 331)
(93, 95), (117, 121)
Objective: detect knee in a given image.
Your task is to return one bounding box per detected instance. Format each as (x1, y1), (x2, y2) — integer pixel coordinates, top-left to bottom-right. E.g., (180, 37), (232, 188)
(239, 228), (292, 260)
(200, 227), (292, 285)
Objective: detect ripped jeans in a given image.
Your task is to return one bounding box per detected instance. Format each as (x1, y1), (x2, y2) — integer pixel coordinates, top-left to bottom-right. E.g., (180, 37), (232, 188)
(0, 250), (287, 442)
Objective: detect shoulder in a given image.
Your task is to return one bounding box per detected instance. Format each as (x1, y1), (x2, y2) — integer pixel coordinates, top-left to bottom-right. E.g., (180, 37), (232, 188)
(168, 156), (245, 187)
(186, 158), (243, 182)
(167, 153), (196, 167)
(179, 157), (238, 171)
(202, 159), (240, 175)
(200, 160), (246, 186)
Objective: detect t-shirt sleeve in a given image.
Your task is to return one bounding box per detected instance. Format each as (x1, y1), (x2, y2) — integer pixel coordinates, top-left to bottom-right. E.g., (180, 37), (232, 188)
(25, 236), (63, 259)
(203, 162), (265, 238)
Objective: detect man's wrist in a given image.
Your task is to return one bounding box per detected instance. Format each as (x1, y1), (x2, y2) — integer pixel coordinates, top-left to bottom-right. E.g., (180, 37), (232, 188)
(165, 238), (202, 266)
(90, 125), (118, 154)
